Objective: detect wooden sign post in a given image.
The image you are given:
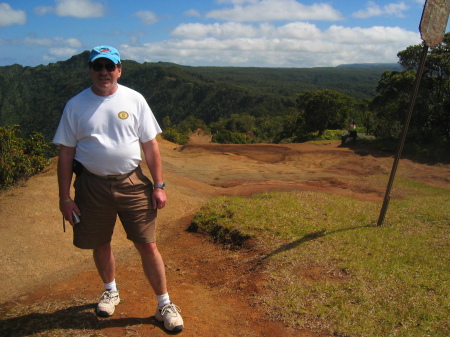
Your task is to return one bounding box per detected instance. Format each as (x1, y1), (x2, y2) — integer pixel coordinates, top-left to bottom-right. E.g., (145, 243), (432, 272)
(377, 0), (450, 226)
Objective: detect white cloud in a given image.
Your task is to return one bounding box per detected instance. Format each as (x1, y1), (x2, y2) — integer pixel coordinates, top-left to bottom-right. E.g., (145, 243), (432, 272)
(216, 0), (262, 5)
(56, 0), (105, 18)
(133, 10), (160, 26)
(0, 3), (26, 27)
(34, 6), (54, 16)
(353, 1), (409, 19)
(1, 36), (83, 64)
(184, 9), (201, 17)
(120, 23), (420, 67)
(206, 0), (343, 22)
(48, 47), (78, 57)
(172, 22), (260, 39)
(0, 36), (82, 49)
(35, 0), (105, 18)
(384, 2), (409, 16)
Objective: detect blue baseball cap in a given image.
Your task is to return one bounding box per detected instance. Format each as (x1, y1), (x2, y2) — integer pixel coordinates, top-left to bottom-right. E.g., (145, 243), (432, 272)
(89, 46), (121, 64)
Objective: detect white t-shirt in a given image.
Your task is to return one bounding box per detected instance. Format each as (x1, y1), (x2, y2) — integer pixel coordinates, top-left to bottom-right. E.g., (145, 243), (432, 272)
(53, 84), (162, 175)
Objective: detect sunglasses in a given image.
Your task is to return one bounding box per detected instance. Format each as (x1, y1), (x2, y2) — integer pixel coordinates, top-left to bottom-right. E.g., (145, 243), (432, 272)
(91, 62), (117, 72)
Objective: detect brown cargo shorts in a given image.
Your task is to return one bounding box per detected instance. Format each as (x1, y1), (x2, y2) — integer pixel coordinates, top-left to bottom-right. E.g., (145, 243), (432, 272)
(72, 166), (157, 249)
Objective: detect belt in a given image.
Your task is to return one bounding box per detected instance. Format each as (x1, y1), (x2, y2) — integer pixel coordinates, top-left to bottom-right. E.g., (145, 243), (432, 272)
(87, 167), (138, 180)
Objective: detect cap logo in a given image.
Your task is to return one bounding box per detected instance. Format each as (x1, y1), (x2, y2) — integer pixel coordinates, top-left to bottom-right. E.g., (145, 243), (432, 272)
(118, 111), (129, 120)
(100, 48), (111, 53)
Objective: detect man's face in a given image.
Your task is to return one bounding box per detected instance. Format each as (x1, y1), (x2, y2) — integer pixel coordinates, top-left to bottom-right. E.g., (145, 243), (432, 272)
(89, 58), (122, 96)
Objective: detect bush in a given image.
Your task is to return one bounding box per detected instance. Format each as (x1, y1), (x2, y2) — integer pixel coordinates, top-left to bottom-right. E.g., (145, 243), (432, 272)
(0, 126), (52, 190)
(212, 130), (256, 144)
(162, 127), (189, 145)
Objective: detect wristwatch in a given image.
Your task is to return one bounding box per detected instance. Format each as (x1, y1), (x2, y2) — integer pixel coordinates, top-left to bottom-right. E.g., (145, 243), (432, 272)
(154, 183), (166, 190)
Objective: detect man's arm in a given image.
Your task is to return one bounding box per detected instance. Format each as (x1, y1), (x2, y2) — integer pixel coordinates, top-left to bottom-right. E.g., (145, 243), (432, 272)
(141, 138), (167, 209)
(57, 145), (80, 225)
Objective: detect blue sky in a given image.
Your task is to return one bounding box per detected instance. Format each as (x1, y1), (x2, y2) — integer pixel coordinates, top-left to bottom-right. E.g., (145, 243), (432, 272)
(0, 0), (443, 68)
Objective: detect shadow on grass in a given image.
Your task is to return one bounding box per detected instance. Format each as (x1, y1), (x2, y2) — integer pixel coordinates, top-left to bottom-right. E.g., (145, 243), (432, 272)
(262, 224), (373, 261)
(0, 302), (180, 336)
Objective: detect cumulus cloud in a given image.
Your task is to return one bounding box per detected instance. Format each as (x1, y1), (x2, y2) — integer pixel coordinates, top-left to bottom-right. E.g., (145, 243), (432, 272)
(133, 10), (160, 26)
(57, 0), (105, 18)
(184, 9), (201, 17)
(48, 47), (78, 57)
(35, 0), (105, 18)
(0, 3), (26, 27)
(206, 0), (343, 22)
(172, 22), (260, 39)
(34, 6), (54, 16)
(353, 1), (409, 19)
(0, 35), (82, 48)
(121, 23), (420, 67)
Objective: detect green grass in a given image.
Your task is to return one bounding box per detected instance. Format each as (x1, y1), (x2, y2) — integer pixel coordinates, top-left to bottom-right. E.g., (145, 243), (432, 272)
(191, 178), (450, 336)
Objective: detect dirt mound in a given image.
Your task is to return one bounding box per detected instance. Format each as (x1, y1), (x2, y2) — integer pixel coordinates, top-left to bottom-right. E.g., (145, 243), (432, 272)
(1, 136), (448, 336)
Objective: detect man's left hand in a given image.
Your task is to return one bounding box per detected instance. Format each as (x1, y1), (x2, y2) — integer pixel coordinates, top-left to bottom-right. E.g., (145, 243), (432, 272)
(152, 188), (167, 209)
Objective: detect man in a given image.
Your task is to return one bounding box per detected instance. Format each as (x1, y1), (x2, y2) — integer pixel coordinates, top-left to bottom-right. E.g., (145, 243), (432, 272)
(53, 46), (183, 332)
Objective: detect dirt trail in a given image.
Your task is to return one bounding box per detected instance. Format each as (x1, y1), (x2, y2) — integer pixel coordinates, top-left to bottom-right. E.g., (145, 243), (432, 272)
(1, 135), (449, 336)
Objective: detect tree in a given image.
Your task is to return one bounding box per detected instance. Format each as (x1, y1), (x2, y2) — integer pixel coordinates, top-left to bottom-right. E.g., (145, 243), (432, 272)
(297, 89), (356, 136)
(371, 33), (450, 144)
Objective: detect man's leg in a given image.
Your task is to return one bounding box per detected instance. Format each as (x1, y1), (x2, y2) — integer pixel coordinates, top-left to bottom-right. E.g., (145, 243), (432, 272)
(93, 243), (120, 317)
(134, 242), (184, 332)
(93, 243), (116, 283)
(133, 242), (167, 295)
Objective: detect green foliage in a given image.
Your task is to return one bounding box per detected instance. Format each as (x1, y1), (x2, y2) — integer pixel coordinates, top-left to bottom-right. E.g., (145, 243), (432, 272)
(0, 126), (52, 189)
(274, 90), (357, 143)
(161, 127), (189, 145)
(297, 89), (357, 135)
(209, 113), (285, 144)
(161, 116), (207, 145)
(312, 129), (344, 141)
(185, 64), (400, 100)
(0, 53), (91, 141)
(212, 130), (256, 144)
(371, 33), (450, 145)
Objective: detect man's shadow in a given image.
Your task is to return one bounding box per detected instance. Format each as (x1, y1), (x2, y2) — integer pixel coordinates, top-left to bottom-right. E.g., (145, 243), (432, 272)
(0, 302), (181, 336)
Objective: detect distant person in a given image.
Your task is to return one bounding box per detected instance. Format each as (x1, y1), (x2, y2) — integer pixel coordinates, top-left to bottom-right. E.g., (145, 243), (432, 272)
(342, 120), (358, 145)
(53, 46), (183, 332)
(348, 120), (357, 141)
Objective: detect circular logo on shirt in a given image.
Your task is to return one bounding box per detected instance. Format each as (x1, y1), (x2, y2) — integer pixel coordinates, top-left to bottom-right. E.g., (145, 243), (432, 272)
(118, 111), (129, 120)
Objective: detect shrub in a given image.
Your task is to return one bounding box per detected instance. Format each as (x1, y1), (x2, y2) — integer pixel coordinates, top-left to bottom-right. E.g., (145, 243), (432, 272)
(162, 127), (189, 145)
(0, 126), (52, 190)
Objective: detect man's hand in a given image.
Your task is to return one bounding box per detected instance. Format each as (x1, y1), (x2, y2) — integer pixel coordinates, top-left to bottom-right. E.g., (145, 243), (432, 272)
(152, 188), (167, 209)
(60, 198), (81, 226)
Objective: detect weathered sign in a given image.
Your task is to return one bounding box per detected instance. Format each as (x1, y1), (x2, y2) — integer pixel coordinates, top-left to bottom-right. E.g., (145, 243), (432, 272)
(420, 0), (450, 48)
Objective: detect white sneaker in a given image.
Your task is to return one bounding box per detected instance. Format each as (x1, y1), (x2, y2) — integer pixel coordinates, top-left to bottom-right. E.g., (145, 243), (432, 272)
(155, 302), (184, 331)
(96, 290), (120, 317)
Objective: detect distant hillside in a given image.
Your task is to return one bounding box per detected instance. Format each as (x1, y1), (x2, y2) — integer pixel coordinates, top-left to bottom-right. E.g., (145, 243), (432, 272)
(337, 63), (402, 70)
(169, 63), (399, 100)
(0, 51), (392, 140)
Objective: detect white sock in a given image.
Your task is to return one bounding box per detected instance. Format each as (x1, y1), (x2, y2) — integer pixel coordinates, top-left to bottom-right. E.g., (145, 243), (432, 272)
(104, 279), (118, 292)
(156, 293), (171, 308)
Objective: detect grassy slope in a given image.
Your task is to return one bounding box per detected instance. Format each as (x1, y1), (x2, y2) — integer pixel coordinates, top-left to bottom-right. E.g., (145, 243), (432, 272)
(192, 178), (450, 336)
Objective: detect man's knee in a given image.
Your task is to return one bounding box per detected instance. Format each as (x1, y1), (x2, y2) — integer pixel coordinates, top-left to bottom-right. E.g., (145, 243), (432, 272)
(134, 241), (158, 255)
